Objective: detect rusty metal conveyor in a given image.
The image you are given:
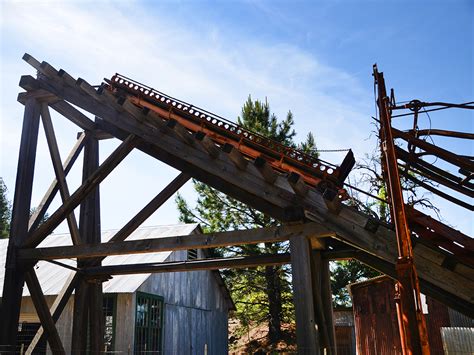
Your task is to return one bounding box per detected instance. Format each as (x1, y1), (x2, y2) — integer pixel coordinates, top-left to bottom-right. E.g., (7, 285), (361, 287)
(104, 74), (355, 191)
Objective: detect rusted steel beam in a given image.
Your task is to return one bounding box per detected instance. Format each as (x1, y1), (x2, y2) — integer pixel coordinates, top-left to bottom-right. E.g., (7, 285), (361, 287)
(406, 206), (474, 267)
(406, 128), (474, 140)
(402, 172), (473, 211)
(399, 163), (474, 198)
(407, 207), (474, 250)
(106, 73), (354, 189)
(392, 101), (474, 111)
(392, 127), (473, 172)
(396, 146), (474, 191)
(374, 65), (430, 355)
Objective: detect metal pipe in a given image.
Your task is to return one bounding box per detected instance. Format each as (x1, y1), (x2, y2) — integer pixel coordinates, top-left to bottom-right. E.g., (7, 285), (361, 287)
(373, 65), (430, 355)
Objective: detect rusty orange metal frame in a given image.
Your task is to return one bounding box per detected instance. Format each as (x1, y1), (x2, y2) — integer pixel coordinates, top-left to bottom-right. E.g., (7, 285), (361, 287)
(105, 74), (355, 191)
(374, 65), (430, 355)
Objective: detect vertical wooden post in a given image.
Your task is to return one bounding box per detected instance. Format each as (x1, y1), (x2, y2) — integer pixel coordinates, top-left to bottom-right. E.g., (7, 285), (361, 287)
(312, 251), (331, 354)
(72, 136), (104, 353)
(0, 98), (41, 351)
(321, 257), (336, 354)
(290, 236), (320, 354)
(71, 279), (89, 354)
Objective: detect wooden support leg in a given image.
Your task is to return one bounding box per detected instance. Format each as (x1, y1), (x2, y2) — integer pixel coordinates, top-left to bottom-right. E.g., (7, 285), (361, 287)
(89, 282), (105, 352)
(25, 269), (65, 354)
(71, 278), (89, 355)
(76, 136), (104, 353)
(322, 258), (336, 354)
(314, 251), (337, 354)
(0, 98), (41, 351)
(26, 273), (79, 355)
(312, 251), (331, 354)
(290, 236), (320, 354)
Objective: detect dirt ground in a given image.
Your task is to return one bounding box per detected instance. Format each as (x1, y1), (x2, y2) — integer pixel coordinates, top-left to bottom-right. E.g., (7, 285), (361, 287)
(228, 319), (297, 354)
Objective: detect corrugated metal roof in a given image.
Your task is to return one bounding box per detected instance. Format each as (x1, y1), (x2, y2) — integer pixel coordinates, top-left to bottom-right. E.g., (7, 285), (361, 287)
(0, 224), (199, 296)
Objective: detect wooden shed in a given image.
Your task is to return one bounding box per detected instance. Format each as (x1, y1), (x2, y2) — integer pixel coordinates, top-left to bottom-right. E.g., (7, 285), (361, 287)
(0, 224), (235, 354)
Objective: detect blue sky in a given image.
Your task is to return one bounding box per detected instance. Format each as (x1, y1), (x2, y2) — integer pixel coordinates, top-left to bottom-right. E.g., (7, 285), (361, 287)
(0, 0), (472, 235)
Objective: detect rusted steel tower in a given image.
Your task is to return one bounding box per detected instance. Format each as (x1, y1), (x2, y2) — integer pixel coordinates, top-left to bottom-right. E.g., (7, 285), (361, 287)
(374, 65), (430, 355)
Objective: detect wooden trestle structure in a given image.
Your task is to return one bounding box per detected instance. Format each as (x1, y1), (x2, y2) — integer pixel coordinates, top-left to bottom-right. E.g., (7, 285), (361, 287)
(0, 54), (472, 354)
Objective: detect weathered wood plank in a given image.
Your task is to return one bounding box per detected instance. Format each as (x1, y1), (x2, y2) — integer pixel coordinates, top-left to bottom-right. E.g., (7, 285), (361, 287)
(71, 278), (89, 355)
(254, 157), (277, 184)
(320, 256), (336, 354)
(25, 269), (65, 354)
(79, 135), (104, 353)
(0, 98), (41, 350)
(288, 172), (309, 197)
(83, 253), (291, 276)
(311, 251), (330, 353)
(195, 131), (220, 158)
(41, 104), (82, 245)
(19, 75), (302, 221)
(19, 222), (331, 260)
(24, 134), (139, 248)
(50, 100), (96, 131)
(223, 144), (248, 170)
(17, 90), (57, 104)
(290, 236), (319, 353)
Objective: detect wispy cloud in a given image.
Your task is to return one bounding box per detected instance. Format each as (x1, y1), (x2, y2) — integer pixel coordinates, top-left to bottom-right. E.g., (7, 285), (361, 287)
(1, 0), (373, 232)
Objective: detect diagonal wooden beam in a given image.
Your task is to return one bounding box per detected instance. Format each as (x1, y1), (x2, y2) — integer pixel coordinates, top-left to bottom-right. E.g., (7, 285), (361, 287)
(25, 269), (65, 354)
(19, 222), (332, 260)
(26, 273), (79, 355)
(109, 172), (191, 244)
(29, 132), (87, 232)
(24, 134), (139, 248)
(49, 100), (96, 131)
(41, 104), (82, 245)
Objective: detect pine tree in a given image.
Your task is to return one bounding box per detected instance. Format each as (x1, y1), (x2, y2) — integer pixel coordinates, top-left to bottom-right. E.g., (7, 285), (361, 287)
(176, 96), (316, 346)
(0, 178), (11, 238)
